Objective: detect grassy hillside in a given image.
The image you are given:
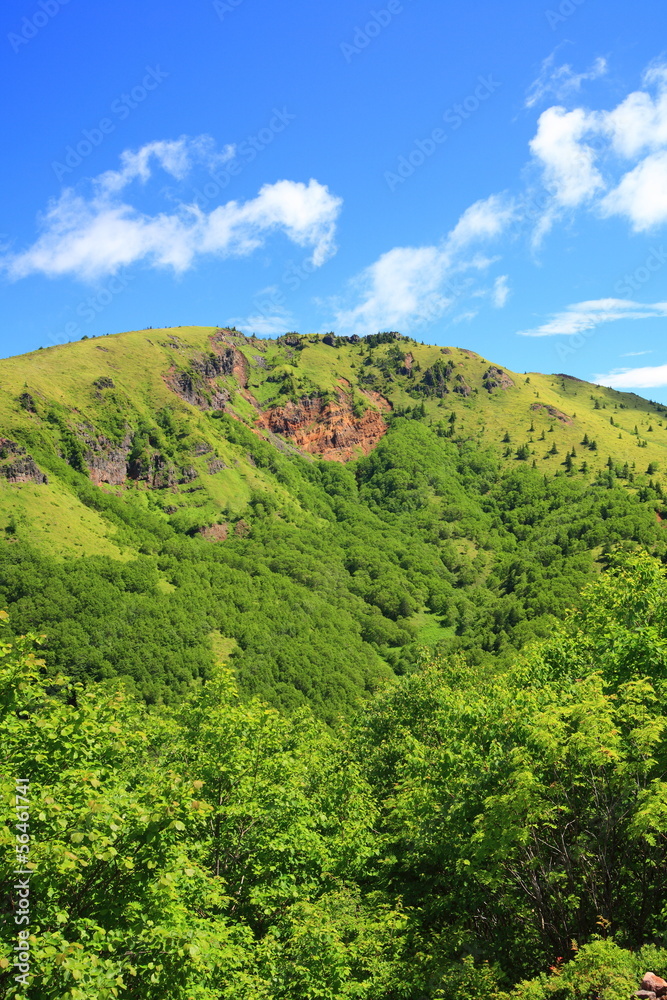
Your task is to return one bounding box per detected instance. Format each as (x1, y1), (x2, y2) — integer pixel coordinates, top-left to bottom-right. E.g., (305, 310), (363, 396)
(1, 325), (666, 714)
(2, 326), (666, 557)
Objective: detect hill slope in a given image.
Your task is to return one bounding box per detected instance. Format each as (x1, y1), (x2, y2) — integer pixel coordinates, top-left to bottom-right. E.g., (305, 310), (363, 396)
(1, 326), (667, 715)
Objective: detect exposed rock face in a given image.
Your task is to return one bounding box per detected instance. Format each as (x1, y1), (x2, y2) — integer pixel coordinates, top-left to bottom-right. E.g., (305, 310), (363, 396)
(207, 459), (227, 474)
(127, 453), (175, 489)
(256, 391), (389, 462)
(398, 352), (414, 376)
(210, 333), (249, 387)
(0, 440), (48, 484)
(125, 452), (198, 490)
(483, 366), (514, 392)
(171, 370), (230, 410)
(169, 336), (249, 409)
(362, 390), (391, 411)
(530, 402), (573, 424)
(199, 523), (229, 542)
(82, 428), (202, 489)
(18, 392), (36, 412)
(192, 349), (236, 380)
(453, 374), (472, 397)
(1, 456), (48, 484)
(640, 973), (667, 997)
(85, 434), (132, 486)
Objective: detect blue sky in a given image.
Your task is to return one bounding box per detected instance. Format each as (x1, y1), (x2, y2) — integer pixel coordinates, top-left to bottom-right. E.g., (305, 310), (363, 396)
(2, 0), (667, 399)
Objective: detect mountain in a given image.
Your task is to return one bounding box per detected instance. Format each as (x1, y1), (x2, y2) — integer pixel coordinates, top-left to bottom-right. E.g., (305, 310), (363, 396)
(1, 325), (666, 716)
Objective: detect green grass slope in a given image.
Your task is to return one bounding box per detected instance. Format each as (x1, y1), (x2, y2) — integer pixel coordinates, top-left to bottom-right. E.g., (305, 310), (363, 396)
(1, 324), (666, 713)
(1, 325), (665, 559)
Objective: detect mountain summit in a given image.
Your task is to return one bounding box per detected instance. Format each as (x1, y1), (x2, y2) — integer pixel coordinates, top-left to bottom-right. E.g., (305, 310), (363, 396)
(1, 325), (666, 714)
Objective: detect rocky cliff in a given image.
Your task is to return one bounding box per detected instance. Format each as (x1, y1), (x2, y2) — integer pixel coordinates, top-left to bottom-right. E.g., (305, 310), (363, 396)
(256, 390), (389, 462)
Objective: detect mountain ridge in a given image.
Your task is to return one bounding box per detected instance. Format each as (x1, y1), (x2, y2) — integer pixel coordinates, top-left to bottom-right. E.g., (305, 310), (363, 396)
(2, 324), (667, 559)
(1, 324), (667, 715)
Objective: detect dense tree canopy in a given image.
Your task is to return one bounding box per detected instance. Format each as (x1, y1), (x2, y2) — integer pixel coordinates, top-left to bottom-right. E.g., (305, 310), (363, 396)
(4, 557), (667, 997)
(1, 419), (666, 721)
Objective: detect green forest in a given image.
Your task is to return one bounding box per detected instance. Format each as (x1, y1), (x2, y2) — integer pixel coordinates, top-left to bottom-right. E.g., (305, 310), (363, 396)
(3, 414), (666, 718)
(4, 557), (667, 998)
(3, 329), (667, 997)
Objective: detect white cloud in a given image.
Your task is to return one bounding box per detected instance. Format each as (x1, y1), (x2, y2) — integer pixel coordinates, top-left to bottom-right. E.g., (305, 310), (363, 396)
(452, 310), (479, 324)
(448, 194), (516, 247)
(231, 312), (294, 337)
(621, 349), (652, 357)
(2, 138), (342, 282)
(518, 298), (667, 337)
(604, 62), (667, 158)
(332, 195), (515, 336)
(229, 285), (294, 336)
(95, 137), (228, 195)
(529, 106), (604, 208)
(492, 274), (510, 308)
(527, 59), (667, 235)
(595, 362), (667, 389)
(332, 245), (453, 336)
(525, 54), (607, 110)
(600, 150), (667, 230)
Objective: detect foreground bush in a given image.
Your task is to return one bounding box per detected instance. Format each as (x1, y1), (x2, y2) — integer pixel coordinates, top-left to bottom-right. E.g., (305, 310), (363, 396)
(3, 555), (667, 997)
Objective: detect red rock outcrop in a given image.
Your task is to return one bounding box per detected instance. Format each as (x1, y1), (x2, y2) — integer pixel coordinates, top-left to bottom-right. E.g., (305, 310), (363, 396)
(256, 392), (389, 462)
(640, 972), (667, 997)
